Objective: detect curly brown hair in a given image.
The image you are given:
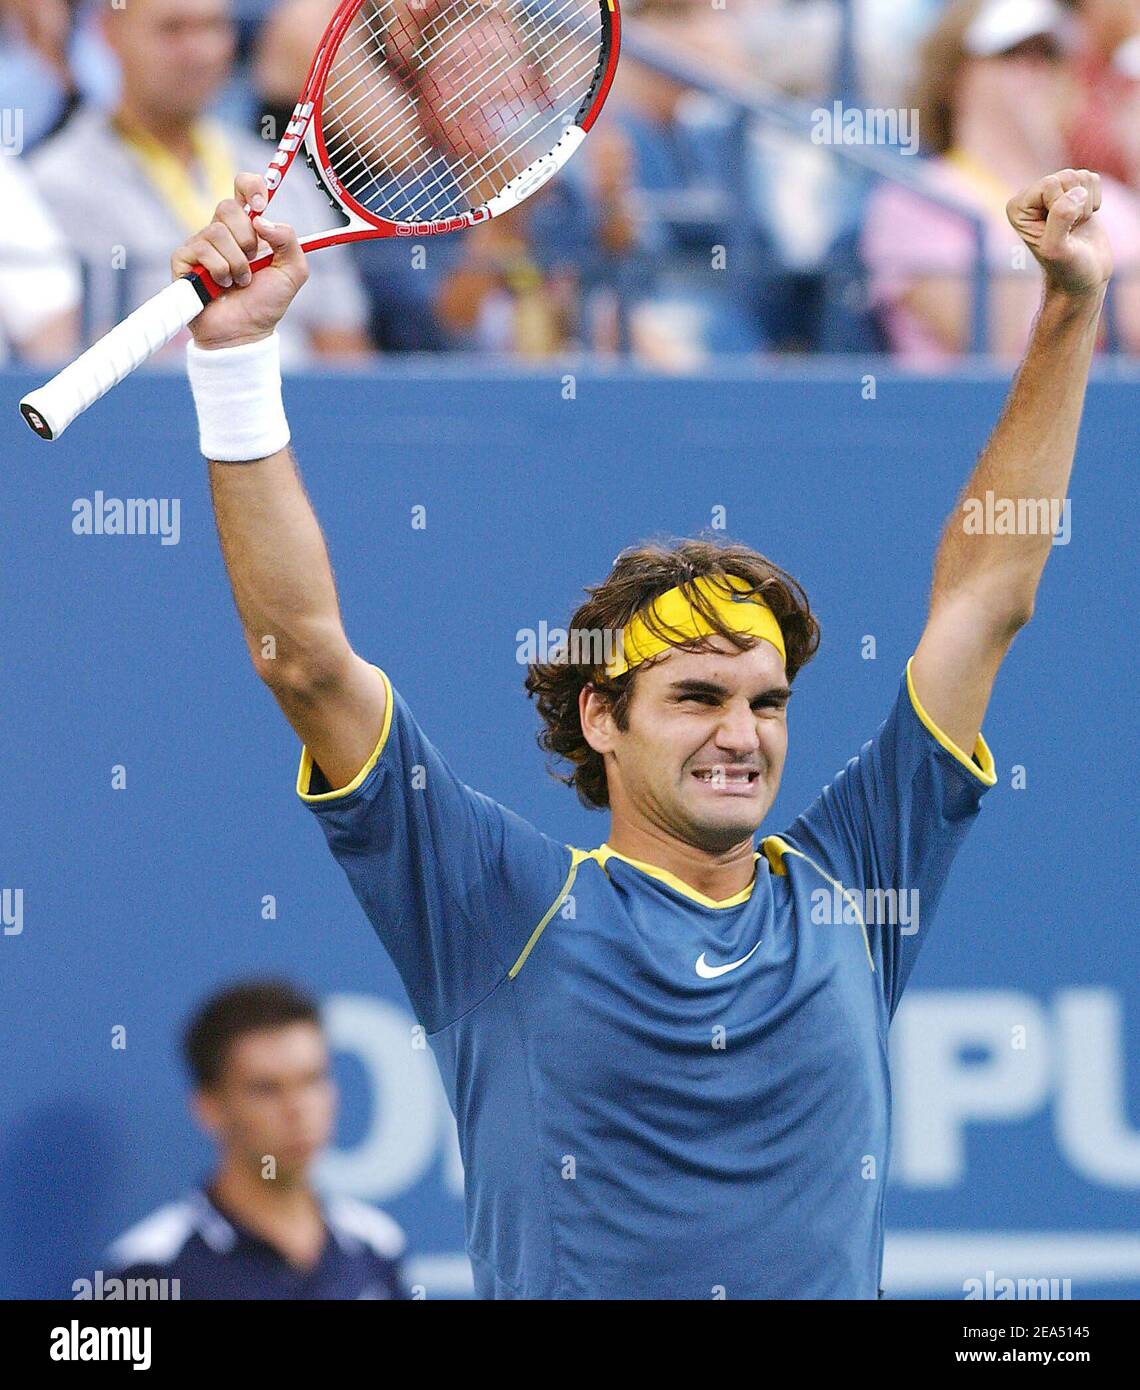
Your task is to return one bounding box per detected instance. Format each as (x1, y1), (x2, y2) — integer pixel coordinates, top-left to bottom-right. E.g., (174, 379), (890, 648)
(524, 537), (821, 810)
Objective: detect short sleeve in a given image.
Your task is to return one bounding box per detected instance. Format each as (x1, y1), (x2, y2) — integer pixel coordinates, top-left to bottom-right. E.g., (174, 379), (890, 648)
(777, 658), (996, 1016)
(297, 668), (573, 1032)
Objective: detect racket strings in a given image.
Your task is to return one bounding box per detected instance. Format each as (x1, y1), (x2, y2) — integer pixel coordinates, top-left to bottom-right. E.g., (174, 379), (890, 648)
(399, 24), (599, 218)
(335, 31), (581, 218)
(330, 1), (586, 149)
(332, 7), (582, 203)
(328, 0), (593, 206)
(320, 0), (604, 224)
(335, 0), (592, 180)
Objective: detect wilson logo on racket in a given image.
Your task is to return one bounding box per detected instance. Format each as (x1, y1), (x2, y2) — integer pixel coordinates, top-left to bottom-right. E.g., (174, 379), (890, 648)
(395, 209), (492, 237)
(20, 0), (621, 442)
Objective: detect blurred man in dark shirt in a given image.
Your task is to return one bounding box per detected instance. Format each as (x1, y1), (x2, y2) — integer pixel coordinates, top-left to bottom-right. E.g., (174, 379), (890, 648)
(102, 979), (409, 1299)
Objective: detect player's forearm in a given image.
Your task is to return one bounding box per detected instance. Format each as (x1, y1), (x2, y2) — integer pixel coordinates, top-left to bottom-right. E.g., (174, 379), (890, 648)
(171, 183), (388, 788)
(207, 447), (351, 686)
(930, 285), (1103, 629)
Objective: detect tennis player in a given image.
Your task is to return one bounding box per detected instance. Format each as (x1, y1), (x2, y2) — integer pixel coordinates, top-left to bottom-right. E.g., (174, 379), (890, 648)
(178, 167), (1107, 1298)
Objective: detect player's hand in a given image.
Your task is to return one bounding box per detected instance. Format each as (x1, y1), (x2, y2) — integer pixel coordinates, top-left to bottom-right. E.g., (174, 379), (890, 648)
(1006, 169), (1112, 298)
(171, 173), (309, 350)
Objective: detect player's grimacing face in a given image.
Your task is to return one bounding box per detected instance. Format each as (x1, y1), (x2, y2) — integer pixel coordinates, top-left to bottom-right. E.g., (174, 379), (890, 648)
(194, 1023), (336, 1180)
(604, 637), (790, 850)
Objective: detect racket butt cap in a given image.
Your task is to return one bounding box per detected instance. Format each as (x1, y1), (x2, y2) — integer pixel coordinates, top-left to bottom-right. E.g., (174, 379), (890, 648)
(19, 396), (56, 441)
(187, 268), (224, 304)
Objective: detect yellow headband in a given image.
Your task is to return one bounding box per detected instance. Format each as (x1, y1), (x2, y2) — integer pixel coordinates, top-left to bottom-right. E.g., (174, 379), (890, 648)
(604, 574), (786, 679)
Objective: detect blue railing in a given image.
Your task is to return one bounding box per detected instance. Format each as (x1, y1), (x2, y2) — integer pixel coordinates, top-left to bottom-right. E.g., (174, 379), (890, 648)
(621, 21), (992, 353)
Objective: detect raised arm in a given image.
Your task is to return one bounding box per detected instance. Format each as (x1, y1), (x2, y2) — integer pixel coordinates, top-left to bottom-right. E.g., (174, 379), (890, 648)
(911, 168), (1110, 755)
(173, 174), (386, 790)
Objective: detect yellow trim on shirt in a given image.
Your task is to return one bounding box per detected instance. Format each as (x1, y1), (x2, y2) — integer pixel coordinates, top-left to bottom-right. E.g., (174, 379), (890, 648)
(508, 841), (784, 979)
(588, 843), (763, 908)
(508, 848), (590, 979)
(905, 657), (997, 786)
(760, 835), (790, 876)
(296, 667), (394, 803)
(772, 842), (875, 972)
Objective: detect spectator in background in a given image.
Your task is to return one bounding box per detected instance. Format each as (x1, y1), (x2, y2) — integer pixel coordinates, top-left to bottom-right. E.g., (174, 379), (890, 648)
(1064, 0), (1140, 188)
(252, 0), (648, 357)
(252, 0), (448, 351)
(0, 155), (79, 363)
(250, 0), (333, 143)
(102, 980), (409, 1300)
(434, 122), (642, 358)
(29, 0), (369, 363)
(0, 0), (116, 154)
(608, 2), (711, 227)
(593, 2), (770, 359)
(434, 189), (585, 356)
(720, 0), (943, 108)
(860, 0), (1140, 362)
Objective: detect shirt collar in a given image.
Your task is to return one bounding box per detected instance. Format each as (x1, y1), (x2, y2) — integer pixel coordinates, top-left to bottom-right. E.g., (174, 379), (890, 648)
(194, 1183), (348, 1261)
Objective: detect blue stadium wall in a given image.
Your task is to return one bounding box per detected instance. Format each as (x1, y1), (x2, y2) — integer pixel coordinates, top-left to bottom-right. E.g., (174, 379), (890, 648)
(1, 363), (1137, 1300)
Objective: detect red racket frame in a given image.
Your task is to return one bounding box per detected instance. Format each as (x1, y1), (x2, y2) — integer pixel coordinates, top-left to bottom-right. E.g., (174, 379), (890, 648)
(192, 0), (622, 297)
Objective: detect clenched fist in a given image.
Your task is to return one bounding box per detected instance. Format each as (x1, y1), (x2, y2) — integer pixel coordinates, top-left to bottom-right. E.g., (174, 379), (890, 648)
(171, 172), (309, 350)
(1007, 169), (1112, 299)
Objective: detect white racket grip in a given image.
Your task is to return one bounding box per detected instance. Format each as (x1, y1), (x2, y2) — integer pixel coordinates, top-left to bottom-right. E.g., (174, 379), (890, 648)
(20, 275), (209, 441)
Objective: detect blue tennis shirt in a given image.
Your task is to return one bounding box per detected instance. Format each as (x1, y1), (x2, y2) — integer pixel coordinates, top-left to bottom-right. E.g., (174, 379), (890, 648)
(298, 659), (996, 1299)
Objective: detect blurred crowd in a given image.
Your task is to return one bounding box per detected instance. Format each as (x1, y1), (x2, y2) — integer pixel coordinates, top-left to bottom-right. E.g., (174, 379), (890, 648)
(3, 0), (1140, 367)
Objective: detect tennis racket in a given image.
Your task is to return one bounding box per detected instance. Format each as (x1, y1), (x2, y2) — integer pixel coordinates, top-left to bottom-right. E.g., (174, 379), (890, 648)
(20, 0), (621, 441)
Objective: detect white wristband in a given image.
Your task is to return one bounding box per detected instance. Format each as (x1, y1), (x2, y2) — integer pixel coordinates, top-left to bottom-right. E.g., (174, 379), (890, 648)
(186, 333), (291, 462)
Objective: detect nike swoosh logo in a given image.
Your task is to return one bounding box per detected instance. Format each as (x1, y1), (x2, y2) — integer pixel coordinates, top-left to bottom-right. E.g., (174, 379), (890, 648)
(694, 939), (761, 979)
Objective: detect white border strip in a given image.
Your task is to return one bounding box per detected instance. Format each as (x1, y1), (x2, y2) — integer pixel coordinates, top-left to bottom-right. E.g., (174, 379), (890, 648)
(885, 1231), (1140, 1294)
